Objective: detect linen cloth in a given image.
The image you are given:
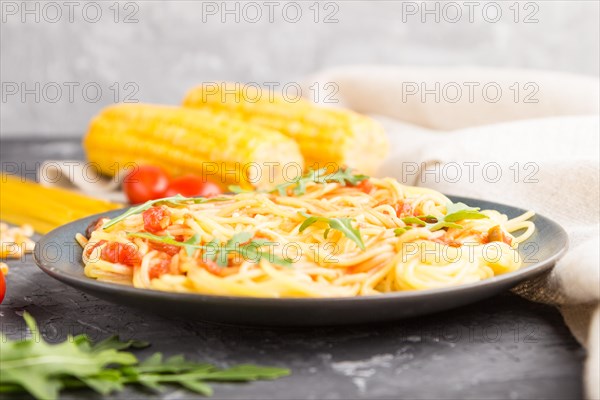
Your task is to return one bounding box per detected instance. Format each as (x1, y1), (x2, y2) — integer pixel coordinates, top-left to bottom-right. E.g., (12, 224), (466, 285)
(39, 66), (600, 398)
(307, 66), (600, 399)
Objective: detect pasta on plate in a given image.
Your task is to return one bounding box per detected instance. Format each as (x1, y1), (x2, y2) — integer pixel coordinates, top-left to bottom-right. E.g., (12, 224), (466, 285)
(77, 168), (535, 298)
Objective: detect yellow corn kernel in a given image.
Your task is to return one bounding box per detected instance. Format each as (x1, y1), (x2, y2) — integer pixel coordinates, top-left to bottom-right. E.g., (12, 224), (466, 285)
(83, 104), (304, 189)
(183, 83), (389, 175)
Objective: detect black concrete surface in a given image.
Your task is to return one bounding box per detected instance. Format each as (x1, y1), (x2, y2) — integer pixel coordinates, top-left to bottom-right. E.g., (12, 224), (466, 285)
(0, 138), (585, 399)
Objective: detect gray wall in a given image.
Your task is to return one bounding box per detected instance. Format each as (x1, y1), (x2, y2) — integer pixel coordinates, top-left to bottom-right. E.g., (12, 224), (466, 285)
(1, 0), (598, 137)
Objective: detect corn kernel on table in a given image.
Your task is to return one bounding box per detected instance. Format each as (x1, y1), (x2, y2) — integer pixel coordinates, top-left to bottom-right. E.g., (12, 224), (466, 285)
(0, 138), (584, 400)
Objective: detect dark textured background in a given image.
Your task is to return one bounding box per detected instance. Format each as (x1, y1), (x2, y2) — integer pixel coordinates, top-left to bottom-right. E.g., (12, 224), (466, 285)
(0, 139), (585, 399)
(2, 1), (599, 137)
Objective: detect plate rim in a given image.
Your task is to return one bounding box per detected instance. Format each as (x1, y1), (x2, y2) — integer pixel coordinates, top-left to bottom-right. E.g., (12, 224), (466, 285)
(33, 195), (569, 305)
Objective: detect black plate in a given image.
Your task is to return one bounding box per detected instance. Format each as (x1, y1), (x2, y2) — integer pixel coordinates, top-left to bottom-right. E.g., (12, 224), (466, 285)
(34, 196), (568, 326)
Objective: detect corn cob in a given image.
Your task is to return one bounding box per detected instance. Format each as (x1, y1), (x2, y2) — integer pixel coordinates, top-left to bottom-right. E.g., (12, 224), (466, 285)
(182, 83), (389, 175)
(0, 175), (122, 234)
(83, 104), (304, 189)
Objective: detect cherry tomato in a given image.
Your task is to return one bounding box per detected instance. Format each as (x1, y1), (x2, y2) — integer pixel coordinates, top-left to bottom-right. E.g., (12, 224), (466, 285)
(356, 179), (374, 194)
(165, 175), (222, 198)
(198, 259), (225, 276)
(123, 166), (170, 204)
(84, 240), (107, 258)
(149, 255), (172, 280)
(149, 241), (181, 256)
(101, 242), (141, 267)
(142, 206), (171, 234)
(0, 271), (5, 304)
(432, 237), (462, 248)
(395, 201), (413, 217)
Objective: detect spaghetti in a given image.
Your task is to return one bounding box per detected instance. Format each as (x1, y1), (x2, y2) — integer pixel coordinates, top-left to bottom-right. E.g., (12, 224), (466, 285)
(78, 169), (535, 298)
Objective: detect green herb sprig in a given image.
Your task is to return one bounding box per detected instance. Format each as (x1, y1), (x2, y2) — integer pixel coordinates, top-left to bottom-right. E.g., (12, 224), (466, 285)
(229, 167), (369, 197)
(128, 231), (292, 268)
(394, 202), (488, 236)
(228, 185), (253, 194)
(299, 212), (365, 250)
(204, 232), (293, 268)
(0, 313), (290, 400)
(103, 195), (228, 230)
(273, 167), (368, 197)
(128, 232), (202, 257)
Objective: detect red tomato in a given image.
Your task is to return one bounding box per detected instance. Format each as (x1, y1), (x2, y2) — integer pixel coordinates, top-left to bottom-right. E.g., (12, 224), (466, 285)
(101, 242), (141, 267)
(356, 179), (374, 194)
(432, 237), (462, 248)
(198, 259), (225, 276)
(142, 207), (171, 234)
(84, 239), (107, 258)
(123, 166), (170, 204)
(149, 241), (181, 256)
(149, 255), (171, 280)
(395, 201), (413, 217)
(0, 271), (5, 304)
(164, 175), (222, 198)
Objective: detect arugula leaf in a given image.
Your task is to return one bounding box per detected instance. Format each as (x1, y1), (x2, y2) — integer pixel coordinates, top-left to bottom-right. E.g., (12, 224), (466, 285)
(103, 195), (228, 230)
(318, 168), (369, 187)
(228, 185), (253, 194)
(230, 232), (254, 245)
(78, 369), (126, 395)
(129, 353), (213, 375)
(224, 168), (369, 197)
(272, 167), (368, 197)
(128, 232), (292, 268)
(198, 364), (292, 381)
(400, 217), (426, 227)
(268, 254), (294, 268)
(90, 335), (150, 353)
(103, 195), (186, 229)
(242, 244), (293, 268)
(121, 356), (289, 394)
(327, 219), (366, 250)
(128, 232), (202, 257)
(399, 202), (488, 232)
(0, 313), (137, 400)
(128, 231), (185, 245)
(427, 221), (464, 231)
(210, 232), (293, 268)
(444, 202), (489, 222)
(182, 234), (203, 257)
(179, 380), (214, 396)
(393, 226), (413, 236)
(0, 313), (290, 400)
(299, 213), (365, 250)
